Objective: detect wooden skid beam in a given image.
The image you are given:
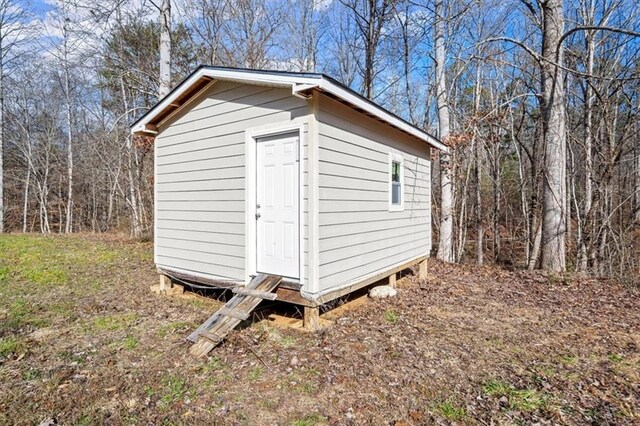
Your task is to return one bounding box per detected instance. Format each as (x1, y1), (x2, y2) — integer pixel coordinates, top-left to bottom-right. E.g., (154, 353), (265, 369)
(313, 255), (427, 305)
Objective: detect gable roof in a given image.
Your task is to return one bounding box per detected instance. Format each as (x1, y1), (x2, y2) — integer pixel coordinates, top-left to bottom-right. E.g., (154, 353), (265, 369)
(130, 66), (447, 152)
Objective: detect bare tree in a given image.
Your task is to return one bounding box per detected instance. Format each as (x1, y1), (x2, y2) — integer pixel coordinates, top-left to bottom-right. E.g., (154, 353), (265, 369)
(0, 0), (28, 233)
(340, 0), (395, 99)
(539, 0), (568, 272)
(159, 0), (171, 97)
(434, 0), (454, 262)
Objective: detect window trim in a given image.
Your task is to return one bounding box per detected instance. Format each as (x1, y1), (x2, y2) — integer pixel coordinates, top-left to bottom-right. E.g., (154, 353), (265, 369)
(388, 152), (404, 212)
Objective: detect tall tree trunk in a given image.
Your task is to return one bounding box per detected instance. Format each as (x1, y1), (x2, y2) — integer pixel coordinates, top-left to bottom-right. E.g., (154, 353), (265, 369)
(578, 21), (595, 270)
(63, 32), (74, 233)
(540, 0), (567, 272)
(159, 0), (172, 98)
(473, 65), (483, 264)
(492, 139), (501, 262)
(435, 0), (454, 262)
(22, 120), (32, 233)
(0, 41), (3, 234)
(636, 124), (640, 223)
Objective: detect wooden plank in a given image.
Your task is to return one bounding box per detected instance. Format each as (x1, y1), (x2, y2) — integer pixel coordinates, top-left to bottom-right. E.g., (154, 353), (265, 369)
(188, 274), (282, 357)
(217, 307), (250, 321)
(231, 287), (278, 300)
(200, 330), (224, 344)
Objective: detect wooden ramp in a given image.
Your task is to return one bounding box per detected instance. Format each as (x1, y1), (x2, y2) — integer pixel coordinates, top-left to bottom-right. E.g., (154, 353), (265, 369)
(187, 274), (282, 357)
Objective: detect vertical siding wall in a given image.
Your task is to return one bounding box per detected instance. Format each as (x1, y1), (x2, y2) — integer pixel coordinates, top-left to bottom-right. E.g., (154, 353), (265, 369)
(316, 95), (431, 291)
(154, 81), (308, 282)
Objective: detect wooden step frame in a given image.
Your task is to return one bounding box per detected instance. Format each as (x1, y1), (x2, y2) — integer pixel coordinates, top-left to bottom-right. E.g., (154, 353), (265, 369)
(188, 274), (282, 357)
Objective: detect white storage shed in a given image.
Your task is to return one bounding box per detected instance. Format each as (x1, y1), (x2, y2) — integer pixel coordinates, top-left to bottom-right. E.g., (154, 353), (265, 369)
(131, 66), (447, 324)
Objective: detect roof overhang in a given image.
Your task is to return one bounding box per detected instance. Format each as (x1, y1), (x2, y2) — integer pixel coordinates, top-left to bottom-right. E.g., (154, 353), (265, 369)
(131, 67), (448, 152)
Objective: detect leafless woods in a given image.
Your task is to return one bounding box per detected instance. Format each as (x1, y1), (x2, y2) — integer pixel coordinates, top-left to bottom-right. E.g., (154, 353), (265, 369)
(1, 0), (639, 282)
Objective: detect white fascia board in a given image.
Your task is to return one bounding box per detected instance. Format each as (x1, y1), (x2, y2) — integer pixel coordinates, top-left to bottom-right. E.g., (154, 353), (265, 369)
(317, 79), (449, 153)
(131, 68), (207, 134)
(131, 68), (322, 135)
(131, 68), (447, 153)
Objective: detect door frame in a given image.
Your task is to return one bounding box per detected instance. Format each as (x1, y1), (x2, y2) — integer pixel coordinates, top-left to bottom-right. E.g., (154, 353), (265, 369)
(245, 121), (305, 283)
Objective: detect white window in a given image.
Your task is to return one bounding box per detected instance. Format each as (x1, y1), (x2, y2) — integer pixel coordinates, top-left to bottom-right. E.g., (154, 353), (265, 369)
(389, 152), (404, 211)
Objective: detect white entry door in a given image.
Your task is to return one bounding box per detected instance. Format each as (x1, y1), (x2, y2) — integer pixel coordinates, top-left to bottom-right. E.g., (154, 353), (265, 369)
(256, 133), (299, 278)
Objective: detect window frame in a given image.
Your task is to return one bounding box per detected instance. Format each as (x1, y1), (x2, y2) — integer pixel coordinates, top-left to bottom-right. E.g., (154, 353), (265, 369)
(388, 151), (405, 212)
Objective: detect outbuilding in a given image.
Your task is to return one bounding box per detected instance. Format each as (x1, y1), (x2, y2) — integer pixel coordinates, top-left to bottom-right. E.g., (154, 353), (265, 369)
(131, 66), (447, 328)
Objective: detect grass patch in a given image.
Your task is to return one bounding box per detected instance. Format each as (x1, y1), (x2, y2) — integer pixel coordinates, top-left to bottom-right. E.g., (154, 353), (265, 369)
(202, 357), (226, 372)
(483, 379), (513, 397)
(280, 335), (297, 348)
(123, 336), (139, 350)
(159, 376), (191, 407)
(0, 234), (142, 295)
(0, 265), (9, 281)
(433, 399), (466, 420)
(21, 267), (68, 286)
(559, 354), (577, 365)
(93, 313), (138, 332)
(248, 366), (264, 381)
(49, 301), (75, 319)
(22, 368), (43, 381)
(290, 414), (327, 426)
(3, 299), (32, 330)
(608, 353), (624, 363)
(0, 337), (24, 358)
(157, 321), (193, 338)
(509, 389), (547, 411)
(482, 379), (547, 412)
(383, 309), (399, 324)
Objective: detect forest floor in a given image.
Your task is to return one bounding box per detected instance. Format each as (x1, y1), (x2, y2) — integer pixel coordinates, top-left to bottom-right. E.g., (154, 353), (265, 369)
(0, 234), (639, 425)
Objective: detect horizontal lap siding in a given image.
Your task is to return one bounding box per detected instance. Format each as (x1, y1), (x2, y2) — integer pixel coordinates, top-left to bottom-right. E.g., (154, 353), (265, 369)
(155, 80), (308, 281)
(317, 95), (431, 291)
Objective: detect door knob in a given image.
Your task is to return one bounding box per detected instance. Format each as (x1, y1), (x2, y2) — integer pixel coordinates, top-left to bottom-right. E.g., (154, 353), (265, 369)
(256, 204), (261, 209)
(255, 213), (261, 219)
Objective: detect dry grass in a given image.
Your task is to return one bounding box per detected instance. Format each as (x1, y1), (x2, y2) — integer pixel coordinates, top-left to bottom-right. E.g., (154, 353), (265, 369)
(0, 234), (639, 425)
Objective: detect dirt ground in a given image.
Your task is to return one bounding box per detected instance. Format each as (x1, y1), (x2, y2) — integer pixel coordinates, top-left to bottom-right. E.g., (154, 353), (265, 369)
(1, 234), (639, 425)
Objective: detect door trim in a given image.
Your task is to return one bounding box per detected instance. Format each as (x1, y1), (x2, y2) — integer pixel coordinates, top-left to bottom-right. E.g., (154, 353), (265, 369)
(245, 122), (305, 283)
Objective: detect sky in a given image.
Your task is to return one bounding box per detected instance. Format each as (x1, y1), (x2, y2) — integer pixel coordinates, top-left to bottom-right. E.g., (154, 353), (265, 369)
(22, 0), (54, 18)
